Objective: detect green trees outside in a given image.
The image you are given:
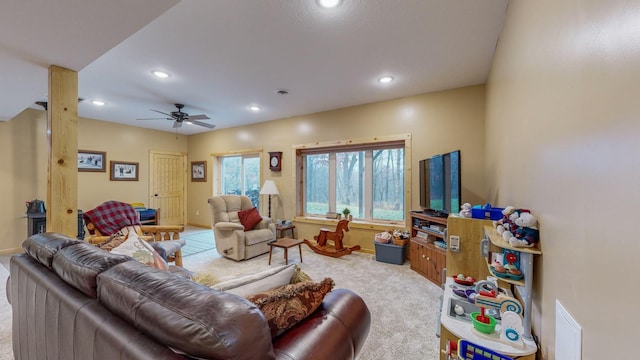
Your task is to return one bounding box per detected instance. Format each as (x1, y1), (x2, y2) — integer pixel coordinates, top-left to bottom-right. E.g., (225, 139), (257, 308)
(305, 148), (404, 220)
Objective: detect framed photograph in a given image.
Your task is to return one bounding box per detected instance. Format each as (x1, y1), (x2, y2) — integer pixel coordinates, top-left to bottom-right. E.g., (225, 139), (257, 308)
(78, 150), (106, 172)
(191, 161), (207, 182)
(110, 161), (139, 181)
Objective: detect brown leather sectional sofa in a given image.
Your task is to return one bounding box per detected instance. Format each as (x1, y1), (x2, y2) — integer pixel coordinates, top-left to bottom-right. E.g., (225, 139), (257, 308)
(7, 233), (371, 359)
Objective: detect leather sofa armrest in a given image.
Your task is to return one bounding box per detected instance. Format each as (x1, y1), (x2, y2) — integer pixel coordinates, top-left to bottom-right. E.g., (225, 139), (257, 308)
(5, 276), (10, 305)
(273, 288), (371, 360)
(215, 222), (244, 231)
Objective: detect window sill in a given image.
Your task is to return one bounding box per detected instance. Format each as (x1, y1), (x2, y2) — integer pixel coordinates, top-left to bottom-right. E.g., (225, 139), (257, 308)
(292, 216), (406, 232)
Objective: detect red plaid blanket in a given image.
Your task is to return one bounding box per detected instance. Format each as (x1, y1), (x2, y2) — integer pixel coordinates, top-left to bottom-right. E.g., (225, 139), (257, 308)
(83, 200), (140, 235)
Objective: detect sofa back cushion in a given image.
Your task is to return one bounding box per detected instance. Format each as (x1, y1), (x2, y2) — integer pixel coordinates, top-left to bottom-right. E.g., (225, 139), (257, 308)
(23, 232), (82, 269)
(208, 195), (254, 224)
(52, 241), (132, 298)
(9, 254), (186, 360)
(97, 260), (275, 360)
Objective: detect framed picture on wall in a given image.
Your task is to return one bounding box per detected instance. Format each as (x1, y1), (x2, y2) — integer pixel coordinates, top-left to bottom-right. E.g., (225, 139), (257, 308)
(78, 150), (106, 172)
(191, 161), (207, 182)
(110, 161), (139, 181)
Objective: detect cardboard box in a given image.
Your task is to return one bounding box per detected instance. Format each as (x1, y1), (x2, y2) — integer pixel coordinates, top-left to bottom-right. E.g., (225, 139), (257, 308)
(374, 241), (407, 265)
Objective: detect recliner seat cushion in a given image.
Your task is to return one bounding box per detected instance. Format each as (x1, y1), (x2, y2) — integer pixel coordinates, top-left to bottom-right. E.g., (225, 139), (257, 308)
(97, 260), (275, 360)
(244, 228), (276, 246)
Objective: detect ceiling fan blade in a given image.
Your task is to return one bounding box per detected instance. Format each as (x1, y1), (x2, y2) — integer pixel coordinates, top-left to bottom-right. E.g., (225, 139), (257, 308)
(173, 120), (183, 128)
(186, 114), (210, 121)
(136, 117), (169, 120)
(151, 109), (174, 117)
(190, 120), (216, 129)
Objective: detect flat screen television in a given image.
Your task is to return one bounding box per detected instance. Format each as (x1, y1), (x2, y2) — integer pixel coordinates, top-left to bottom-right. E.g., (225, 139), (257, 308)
(419, 150), (461, 216)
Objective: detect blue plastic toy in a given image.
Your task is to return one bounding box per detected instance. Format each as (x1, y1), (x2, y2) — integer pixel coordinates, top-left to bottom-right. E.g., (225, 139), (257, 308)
(457, 339), (514, 360)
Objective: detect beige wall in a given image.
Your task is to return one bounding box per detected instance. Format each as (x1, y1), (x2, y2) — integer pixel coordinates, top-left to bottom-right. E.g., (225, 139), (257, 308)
(0, 109), (46, 253)
(77, 115), (187, 211)
(486, 1), (639, 358)
(0, 109), (187, 252)
(187, 85), (488, 251)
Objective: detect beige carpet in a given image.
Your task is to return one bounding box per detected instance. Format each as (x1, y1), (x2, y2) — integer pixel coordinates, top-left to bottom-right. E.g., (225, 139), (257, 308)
(0, 245), (444, 359)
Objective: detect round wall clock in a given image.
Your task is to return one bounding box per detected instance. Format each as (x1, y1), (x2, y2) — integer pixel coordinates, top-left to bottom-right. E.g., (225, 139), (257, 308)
(269, 151), (282, 171)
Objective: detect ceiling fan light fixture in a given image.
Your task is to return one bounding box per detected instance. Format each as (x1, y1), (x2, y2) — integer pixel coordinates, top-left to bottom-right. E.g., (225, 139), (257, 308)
(137, 103), (215, 130)
(152, 70), (170, 78)
(378, 76), (394, 84)
(317, 0), (341, 8)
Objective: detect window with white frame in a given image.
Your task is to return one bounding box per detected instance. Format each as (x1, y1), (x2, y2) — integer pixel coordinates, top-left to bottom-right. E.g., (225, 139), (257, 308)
(219, 154), (261, 207)
(300, 139), (406, 222)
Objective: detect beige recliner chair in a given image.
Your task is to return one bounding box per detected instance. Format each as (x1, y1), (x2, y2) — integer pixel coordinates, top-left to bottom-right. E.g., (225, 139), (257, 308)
(208, 195), (276, 261)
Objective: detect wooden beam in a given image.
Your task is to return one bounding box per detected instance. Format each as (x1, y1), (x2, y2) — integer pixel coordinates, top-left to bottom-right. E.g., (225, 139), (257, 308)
(46, 65), (78, 238)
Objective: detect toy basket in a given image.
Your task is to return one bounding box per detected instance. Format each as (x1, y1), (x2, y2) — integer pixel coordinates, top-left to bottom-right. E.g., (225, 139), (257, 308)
(392, 237), (408, 246)
(457, 339), (513, 360)
(374, 232), (391, 244)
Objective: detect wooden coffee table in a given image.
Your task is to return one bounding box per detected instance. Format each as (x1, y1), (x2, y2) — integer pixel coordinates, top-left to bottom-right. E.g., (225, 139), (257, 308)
(269, 237), (304, 265)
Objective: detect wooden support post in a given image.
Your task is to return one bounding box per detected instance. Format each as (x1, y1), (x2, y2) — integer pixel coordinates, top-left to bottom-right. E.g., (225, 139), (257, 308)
(46, 65), (78, 238)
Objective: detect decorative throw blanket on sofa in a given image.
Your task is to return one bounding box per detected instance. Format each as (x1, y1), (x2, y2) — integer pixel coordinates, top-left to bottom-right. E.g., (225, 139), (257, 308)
(83, 200), (140, 235)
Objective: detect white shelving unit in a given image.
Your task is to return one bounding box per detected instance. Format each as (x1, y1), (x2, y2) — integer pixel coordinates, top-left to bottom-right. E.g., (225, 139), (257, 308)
(482, 225), (542, 340)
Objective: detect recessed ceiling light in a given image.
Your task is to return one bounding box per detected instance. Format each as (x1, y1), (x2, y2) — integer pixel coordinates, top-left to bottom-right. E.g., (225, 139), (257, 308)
(378, 76), (394, 84)
(249, 105), (261, 112)
(152, 70), (170, 78)
(91, 100), (105, 106)
(318, 0), (341, 8)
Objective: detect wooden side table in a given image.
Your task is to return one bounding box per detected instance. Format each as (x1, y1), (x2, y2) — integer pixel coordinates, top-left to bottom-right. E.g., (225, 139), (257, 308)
(268, 237), (303, 265)
(276, 223), (295, 238)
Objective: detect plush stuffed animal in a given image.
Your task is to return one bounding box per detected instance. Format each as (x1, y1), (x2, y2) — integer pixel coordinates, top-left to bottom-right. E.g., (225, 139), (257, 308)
(495, 206), (515, 235)
(459, 203), (472, 218)
(507, 212), (539, 247)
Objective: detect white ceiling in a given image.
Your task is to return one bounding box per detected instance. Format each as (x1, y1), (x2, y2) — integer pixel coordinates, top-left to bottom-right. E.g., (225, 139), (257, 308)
(2, 0), (508, 135)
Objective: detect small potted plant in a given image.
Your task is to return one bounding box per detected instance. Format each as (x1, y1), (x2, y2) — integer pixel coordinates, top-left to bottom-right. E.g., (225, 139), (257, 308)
(342, 208), (352, 221)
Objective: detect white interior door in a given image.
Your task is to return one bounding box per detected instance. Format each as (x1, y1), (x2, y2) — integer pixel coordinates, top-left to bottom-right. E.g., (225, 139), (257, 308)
(149, 151), (187, 225)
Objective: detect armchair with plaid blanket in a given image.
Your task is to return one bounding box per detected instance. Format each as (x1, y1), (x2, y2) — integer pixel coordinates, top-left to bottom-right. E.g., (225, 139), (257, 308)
(83, 200), (185, 266)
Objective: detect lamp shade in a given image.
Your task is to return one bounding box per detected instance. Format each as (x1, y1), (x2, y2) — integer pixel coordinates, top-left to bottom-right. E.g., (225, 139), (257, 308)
(260, 180), (279, 195)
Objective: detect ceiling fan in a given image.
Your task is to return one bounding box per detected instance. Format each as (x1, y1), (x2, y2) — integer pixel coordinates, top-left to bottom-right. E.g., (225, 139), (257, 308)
(137, 103), (216, 129)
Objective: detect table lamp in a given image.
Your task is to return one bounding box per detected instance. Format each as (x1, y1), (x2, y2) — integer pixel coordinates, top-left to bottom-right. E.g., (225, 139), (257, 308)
(260, 180), (279, 218)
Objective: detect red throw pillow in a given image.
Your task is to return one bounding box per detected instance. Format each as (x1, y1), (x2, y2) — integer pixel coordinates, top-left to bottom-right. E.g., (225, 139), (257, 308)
(238, 207), (263, 231)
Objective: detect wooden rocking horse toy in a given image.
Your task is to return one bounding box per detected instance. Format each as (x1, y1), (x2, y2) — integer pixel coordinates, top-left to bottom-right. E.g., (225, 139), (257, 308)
(304, 219), (361, 258)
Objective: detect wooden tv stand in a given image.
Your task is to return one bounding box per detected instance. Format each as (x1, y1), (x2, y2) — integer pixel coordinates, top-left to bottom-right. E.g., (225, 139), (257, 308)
(410, 212), (447, 285)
